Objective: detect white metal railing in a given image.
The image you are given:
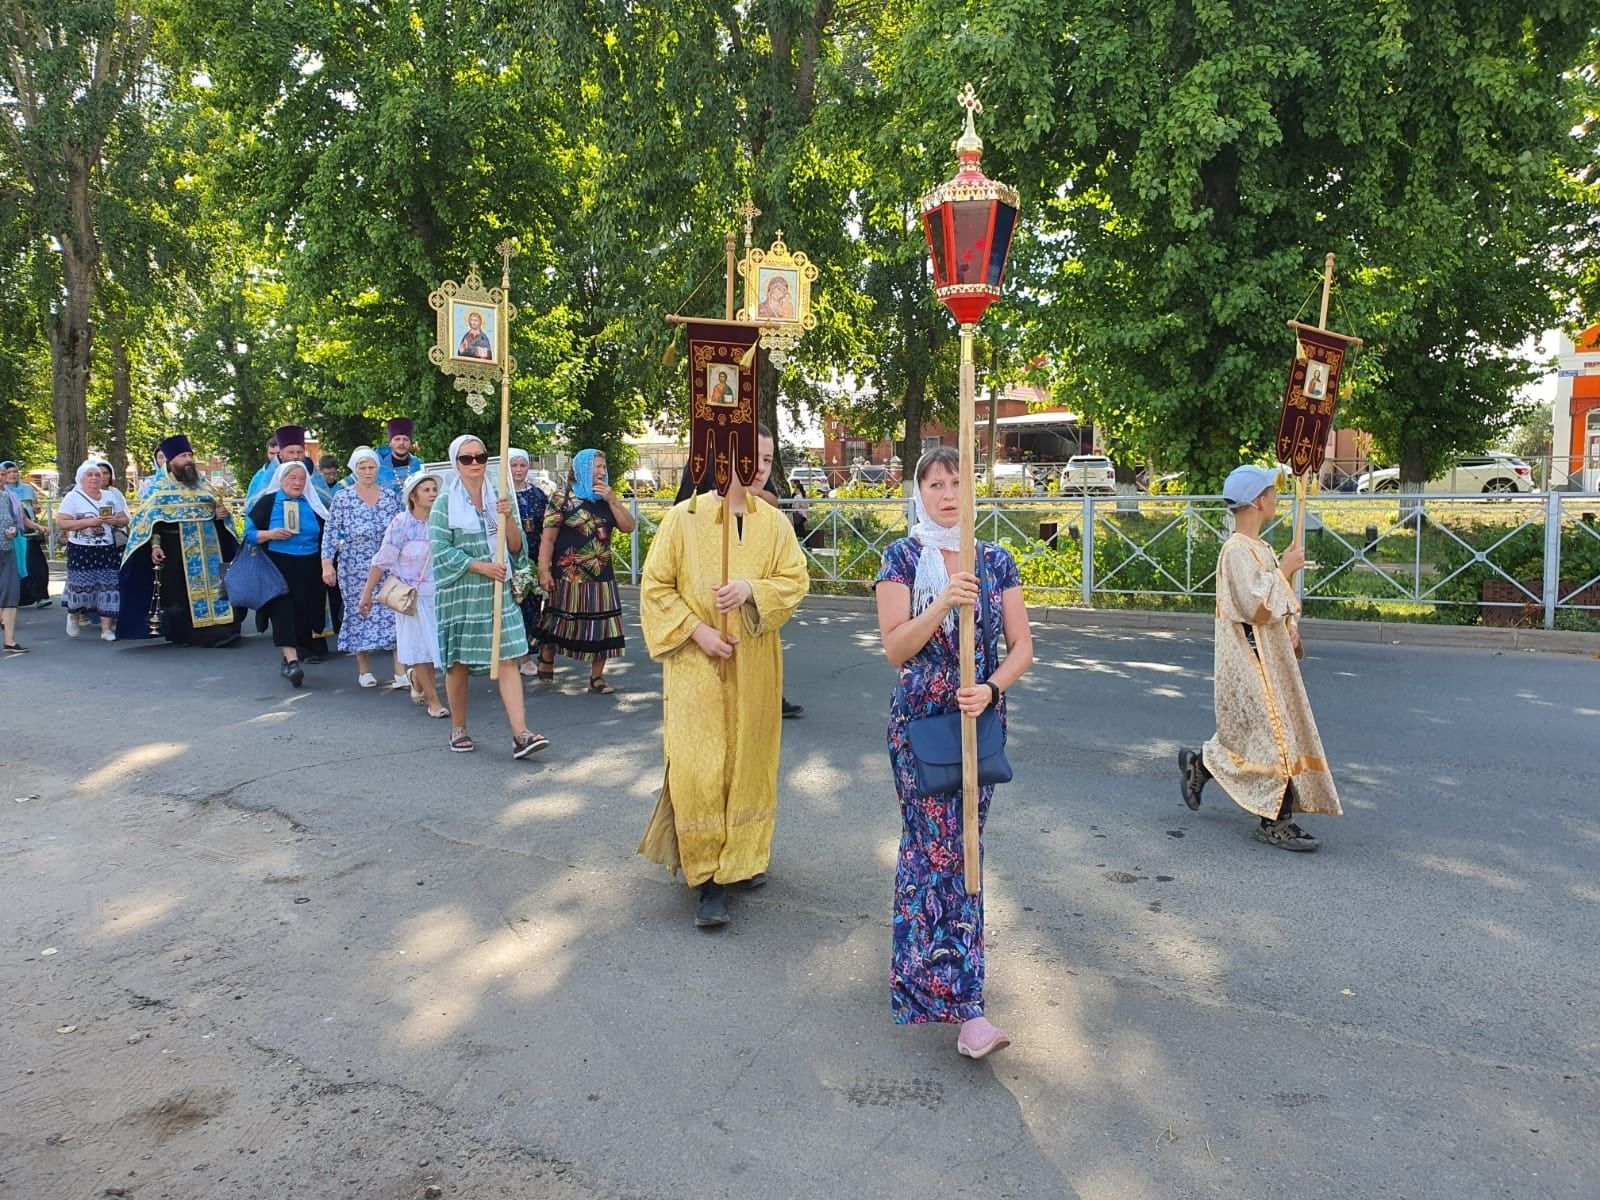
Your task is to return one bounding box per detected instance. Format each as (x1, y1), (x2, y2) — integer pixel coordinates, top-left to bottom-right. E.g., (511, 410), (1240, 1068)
(611, 489), (1600, 630)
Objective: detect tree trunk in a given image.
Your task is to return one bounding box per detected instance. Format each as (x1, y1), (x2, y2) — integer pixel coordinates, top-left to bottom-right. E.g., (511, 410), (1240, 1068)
(900, 367), (928, 496)
(48, 151), (99, 478)
(1397, 436), (1427, 527)
(107, 320), (132, 489)
(759, 354), (785, 494)
(1398, 439), (1427, 487)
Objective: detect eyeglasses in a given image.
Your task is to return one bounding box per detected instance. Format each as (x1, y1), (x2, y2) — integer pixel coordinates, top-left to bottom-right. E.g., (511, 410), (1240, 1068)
(455, 452), (490, 465)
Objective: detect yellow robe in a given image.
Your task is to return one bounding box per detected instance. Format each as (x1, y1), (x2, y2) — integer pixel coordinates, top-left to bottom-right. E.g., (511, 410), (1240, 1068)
(1203, 533), (1341, 819)
(637, 494), (811, 886)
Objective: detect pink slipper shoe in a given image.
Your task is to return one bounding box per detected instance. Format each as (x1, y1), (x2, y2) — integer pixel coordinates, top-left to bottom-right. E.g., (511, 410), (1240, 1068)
(957, 1017), (1011, 1060)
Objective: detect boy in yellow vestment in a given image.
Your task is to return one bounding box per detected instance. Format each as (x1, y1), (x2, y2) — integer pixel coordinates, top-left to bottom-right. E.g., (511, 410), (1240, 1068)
(1178, 464), (1341, 851)
(638, 427), (811, 927)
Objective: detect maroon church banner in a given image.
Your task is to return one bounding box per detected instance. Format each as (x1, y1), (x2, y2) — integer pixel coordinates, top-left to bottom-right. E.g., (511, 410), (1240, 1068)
(686, 320), (761, 492)
(1276, 322), (1360, 475)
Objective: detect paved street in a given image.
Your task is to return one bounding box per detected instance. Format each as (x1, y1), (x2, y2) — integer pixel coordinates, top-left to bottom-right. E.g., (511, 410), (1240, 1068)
(2, 600), (1596, 1200)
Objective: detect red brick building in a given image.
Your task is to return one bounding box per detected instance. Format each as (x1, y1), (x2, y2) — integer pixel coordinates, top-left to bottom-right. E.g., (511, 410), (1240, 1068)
(823, 384), (1090, 480)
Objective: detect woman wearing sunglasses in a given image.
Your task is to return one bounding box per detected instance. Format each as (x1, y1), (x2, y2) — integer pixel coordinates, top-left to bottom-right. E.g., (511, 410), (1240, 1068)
(428, 435), (551, 758)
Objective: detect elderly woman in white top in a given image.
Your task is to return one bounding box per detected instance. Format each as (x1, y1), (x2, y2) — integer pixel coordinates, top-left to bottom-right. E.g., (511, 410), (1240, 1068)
(321, 446), (402, 688)
(55, 460), (130, 641)
(361, 472), (449, 718)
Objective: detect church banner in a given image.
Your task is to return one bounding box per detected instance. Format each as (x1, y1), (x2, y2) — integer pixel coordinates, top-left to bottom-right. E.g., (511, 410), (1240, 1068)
(686, 320), (761, 492)
(1276, 322), (1360, 475)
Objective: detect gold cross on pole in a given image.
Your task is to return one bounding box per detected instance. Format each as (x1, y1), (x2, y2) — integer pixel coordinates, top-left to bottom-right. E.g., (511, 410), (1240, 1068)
(737, 198), (761, 254)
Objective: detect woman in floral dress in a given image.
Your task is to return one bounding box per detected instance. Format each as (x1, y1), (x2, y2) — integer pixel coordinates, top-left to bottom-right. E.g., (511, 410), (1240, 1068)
(536, 447), (632, 692)
(362, 472), (448, 719)
(320, 446), (401, 688)
(873, 447), (1034, 1060)
(506, 448), (549, 678)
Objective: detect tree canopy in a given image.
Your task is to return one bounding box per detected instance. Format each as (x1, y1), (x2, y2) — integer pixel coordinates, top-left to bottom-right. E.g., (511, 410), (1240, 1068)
(2, 1), (1595, 489)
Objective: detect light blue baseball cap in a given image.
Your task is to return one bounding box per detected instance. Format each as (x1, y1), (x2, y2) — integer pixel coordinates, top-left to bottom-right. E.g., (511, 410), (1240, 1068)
(1222, 464), (1281, 508)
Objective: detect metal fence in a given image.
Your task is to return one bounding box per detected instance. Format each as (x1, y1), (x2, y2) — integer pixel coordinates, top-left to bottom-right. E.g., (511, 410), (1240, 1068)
(610, 490), (1600, 631)
(30, 488), (1599, 631)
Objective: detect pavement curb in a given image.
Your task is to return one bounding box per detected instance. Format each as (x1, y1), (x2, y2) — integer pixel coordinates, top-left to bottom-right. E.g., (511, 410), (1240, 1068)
(616, 586), (1600, 657)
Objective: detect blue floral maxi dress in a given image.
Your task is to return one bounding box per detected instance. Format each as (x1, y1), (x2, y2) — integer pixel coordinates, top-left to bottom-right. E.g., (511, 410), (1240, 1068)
(320, 486), (400, 653)
(875, 538), (1021, 1025)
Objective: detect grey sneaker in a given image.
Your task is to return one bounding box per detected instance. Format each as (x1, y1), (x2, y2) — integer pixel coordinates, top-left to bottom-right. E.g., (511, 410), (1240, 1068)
(1254, 818), (1319, 852)
(1178, 747), (1208, 811)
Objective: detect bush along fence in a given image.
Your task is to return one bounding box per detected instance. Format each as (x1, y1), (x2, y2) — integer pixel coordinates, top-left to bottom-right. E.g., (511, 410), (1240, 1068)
(609, 492), (1600, 633)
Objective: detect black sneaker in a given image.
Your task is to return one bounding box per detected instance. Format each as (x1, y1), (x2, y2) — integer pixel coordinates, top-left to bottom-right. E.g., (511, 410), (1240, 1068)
(694, 881), (730, 928)
(1178, 747), (1208, 811)
(782, 698), (804, 719)
(1254, 818), (1319, 852)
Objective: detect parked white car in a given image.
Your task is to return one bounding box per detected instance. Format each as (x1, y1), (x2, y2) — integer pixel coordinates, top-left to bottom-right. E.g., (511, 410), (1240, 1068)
(980, 462), (1041, 493)
(1060, 454), (1116, 495)
(1356, 452), (1535, 495)
(788, 466), (827, 493)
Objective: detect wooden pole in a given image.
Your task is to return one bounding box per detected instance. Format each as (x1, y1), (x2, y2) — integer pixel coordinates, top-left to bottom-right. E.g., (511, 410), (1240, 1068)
(719, 231), (737, 682)
(488, 239), (515, 680)
(959, 323), (980, 896)
(1294, 253), (1336, 562)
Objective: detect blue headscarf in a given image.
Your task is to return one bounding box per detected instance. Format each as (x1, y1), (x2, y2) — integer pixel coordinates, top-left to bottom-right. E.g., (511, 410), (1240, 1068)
(570, 448), (603, 503)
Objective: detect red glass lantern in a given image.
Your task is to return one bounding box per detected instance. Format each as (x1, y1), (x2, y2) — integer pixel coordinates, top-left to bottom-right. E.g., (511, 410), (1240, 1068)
(919, 87), (1020, 327)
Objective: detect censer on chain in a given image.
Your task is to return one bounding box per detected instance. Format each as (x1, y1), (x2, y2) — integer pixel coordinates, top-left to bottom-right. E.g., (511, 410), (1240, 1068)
(147, 554), (165, 638)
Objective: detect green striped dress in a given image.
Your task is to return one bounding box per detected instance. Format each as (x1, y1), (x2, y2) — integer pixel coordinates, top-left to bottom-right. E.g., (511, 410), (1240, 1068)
(428, 497), (528, 674)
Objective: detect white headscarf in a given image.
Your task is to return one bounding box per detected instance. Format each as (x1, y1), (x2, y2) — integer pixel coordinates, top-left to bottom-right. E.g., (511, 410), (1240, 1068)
(506, 447), (530, 467)
(262, 459), (330, 520)
(347, 445), (379, 472)
(445, 434), (500, 541)
(909, 454), (967, 635)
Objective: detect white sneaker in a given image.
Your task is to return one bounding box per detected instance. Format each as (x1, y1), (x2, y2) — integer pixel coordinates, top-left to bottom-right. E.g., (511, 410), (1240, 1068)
(65, 612), (79, 638)
(101, 630), (116, 642)
(357, 672), (378, 688)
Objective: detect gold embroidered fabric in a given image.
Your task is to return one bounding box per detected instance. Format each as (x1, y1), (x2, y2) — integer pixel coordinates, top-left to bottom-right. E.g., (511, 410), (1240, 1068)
(1202, 534), (1341, 818)
(637, 497), (811, 886)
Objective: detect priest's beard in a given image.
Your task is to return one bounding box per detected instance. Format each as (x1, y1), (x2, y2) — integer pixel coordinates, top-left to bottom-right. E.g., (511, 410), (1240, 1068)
(172, 463), (201, 487)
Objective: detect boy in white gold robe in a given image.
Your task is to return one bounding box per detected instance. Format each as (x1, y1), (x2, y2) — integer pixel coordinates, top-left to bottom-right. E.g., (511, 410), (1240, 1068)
(1178, 465), (1340, 851)
(638, 428), (811, 925)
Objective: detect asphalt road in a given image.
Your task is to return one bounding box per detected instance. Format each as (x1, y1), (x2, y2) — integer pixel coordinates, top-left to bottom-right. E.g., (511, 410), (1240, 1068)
(2, 599), (1596, 1200)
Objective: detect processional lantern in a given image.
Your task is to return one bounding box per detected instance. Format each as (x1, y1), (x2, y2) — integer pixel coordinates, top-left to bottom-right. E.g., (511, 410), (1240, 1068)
(919, 84), (1020, 896)
(920, 84), (1020, 330)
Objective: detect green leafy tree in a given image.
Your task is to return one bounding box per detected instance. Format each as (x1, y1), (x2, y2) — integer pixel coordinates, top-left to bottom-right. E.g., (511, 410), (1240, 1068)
(894, 0), (1598, 489)
(1, 0), (155, 476)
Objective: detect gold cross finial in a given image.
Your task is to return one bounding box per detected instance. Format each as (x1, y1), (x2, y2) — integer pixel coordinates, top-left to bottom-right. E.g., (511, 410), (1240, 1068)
(956, 83), (984, 155)
(737, 198), (761, 252)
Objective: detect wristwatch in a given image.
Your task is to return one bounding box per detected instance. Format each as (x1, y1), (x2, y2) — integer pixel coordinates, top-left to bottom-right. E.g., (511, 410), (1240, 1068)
(985, 681), (1002, 708)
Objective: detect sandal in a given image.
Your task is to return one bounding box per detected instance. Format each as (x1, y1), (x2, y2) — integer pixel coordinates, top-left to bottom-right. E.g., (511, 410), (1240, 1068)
(537, 661), (555, 683)
(3, 643), (28, 653)
(449, 727), (475, 753)
(427, 705), (450, 719)
(588, 677), (615, 695)
(957, 1017), (1012, 1060)
(512, 730), (550, 760)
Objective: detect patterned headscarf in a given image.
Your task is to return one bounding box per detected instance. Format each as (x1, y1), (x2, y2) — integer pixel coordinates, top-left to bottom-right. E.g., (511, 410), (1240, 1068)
(570, 448), (603, 504)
